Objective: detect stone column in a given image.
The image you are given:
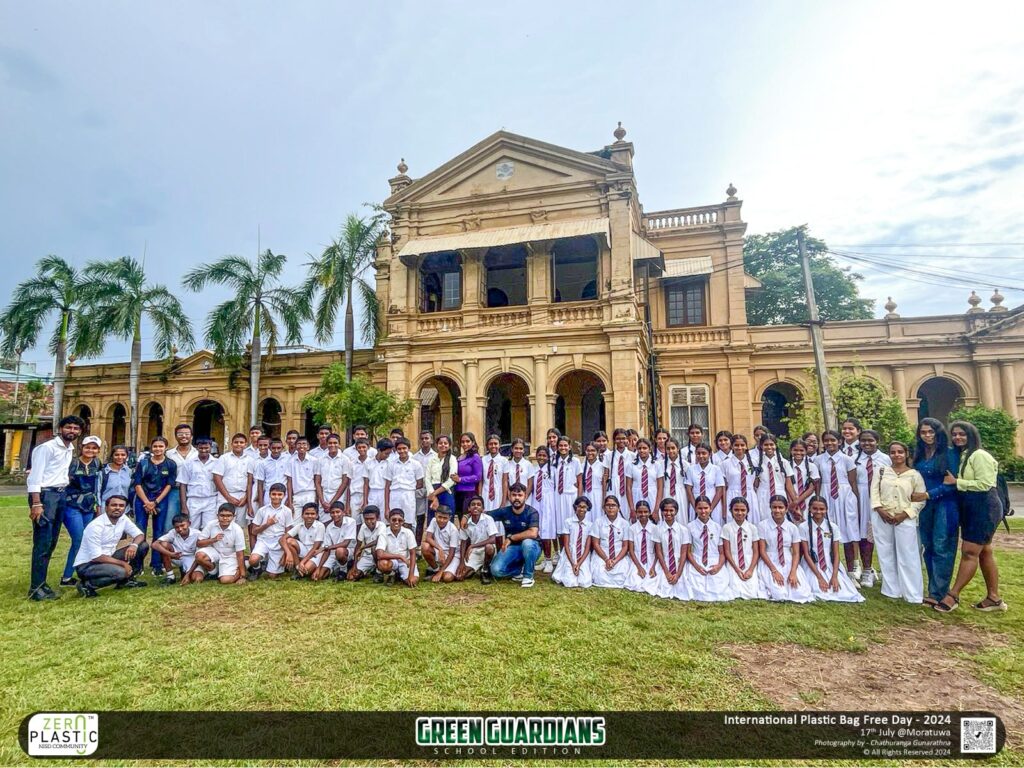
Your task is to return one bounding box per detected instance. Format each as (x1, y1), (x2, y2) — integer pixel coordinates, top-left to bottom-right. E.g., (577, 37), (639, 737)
(532, 355), (549, 449)
(528, 242), (552, 324)
(463, 359), (482, 438)
(977, 362), (997, 408)
(891, 365), (909, 419)
(1000, 361), (1018, 418)
(461, 249), (481, 328)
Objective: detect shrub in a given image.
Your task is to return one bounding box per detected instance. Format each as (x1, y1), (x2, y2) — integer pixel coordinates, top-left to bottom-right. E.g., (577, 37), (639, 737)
(948, 404), (1021, 465)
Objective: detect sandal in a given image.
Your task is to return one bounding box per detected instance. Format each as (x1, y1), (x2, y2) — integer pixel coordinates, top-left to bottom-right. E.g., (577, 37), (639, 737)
(973, 596), (1008, 612)
(922, 597), (938, 607)
(933, 594), (960, 613)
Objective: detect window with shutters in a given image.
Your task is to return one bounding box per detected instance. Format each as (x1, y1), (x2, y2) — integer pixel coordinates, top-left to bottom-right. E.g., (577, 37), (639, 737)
(668, 385), (711, 444)
(665, 280), (707, 326)
(419, 251), (462, 313)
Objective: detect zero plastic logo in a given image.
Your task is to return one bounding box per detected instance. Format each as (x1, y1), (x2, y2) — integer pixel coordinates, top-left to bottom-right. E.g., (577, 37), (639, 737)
(25, 713), (99, 757)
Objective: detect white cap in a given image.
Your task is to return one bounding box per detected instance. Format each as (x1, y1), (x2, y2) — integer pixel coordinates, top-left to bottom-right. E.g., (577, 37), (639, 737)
(82, 436), (102, 447)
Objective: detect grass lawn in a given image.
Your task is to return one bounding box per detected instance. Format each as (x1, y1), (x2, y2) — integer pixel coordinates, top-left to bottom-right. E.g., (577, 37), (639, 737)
(1, 494), (1022, 766)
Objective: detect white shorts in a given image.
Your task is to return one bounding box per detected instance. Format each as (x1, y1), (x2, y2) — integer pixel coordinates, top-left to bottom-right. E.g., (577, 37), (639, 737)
(367, 489), (385, 512)
(389, 490), (416, 521)
(464, 546), (488, 571)
(187, 496), (219, 530)
(355, 549), (376, 573)
(252, 539), (286, 574)
(437, 549), (461, 575)
(296, 541), (319, 561)
(292, 490), (316, 514)
(388, 558), (412, 581)
(171, 554), (196, 573)
(321, 550), (349, 573)
(197, 546), (240, 577)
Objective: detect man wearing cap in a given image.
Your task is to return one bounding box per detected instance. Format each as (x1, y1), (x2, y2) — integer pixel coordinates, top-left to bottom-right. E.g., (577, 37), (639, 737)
(26, 415), (85, 601)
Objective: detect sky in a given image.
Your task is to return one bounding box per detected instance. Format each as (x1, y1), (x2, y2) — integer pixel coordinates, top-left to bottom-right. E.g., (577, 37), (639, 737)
(1, 1), (1023, 373)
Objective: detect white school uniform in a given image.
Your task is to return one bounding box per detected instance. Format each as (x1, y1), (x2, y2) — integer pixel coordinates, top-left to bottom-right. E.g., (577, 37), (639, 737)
(354, 520), (385, 572)
(550, 455), (582, 531)
(627, 457), (663, 518)
(213, 451), (252, 527)
(531, 463), (557, 540)
(589, 515), (632, 588)
(654, 520), (691, 599)
(721, 520), (765, 599)
(802, 517), (865, 602)
(255, 454), (290, 505)
(308, 444), (328, 460)
(412, 448), (436, 521)
(316, 452), (353, 520)
(661, 456), (689, 509)
(251, 503), (294, 574)
(481, 453), (507, 513)
(348, 456), (372, 519)
(553, 516), (594, 588)
(579, 459), (606, 522)
(198, 520), (246, 577)
(157, 526), (201, 573)
(179, 456), (220, 529)
(841, 441), (859, 459)
(680, 442), (703, 466)
(870, 466), (926, 604)
(384, 457), (424, 522)
(853, 450), (891, 540)
(721, 455), (762, 525)
(320, 516), (357, 572)
(788, 458), (820, 520)
(711, 449), (731, 467)
(243, 445), (262, 461)
(754, 454), (794, 520)
(460, 513), (498, 571)
(756, 517), (813, 603)
(343, 444), (377, 462)
(604, 448), (635, 514)
(288, 455), (318, 512)
(813, 451), (857, 544)
(684, 519), (734, 602)
(625, 519), (660, 596)
(502, 458), (535, 537)
(375, 526), (418, 581)
(684, 461), (726, 523)
(286, 519), (326, 560)
(426, 518), (462, 574)
(365, 458), (391, 513)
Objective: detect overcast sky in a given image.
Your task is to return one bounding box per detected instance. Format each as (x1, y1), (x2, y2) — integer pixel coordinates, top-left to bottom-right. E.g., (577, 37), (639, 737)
(2, 1), (1022, 372)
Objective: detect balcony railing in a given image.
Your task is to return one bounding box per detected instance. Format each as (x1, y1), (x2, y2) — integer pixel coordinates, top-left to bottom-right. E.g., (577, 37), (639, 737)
(549, 303), (602, 324)
(480, 307), (532, 328)
(643, 204), (721, 232)
(653, 328), (730, 346)
(416, 313), (463, 333)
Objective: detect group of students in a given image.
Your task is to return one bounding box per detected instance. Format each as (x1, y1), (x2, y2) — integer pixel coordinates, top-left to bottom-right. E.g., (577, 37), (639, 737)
(25, 416), (1007, 610)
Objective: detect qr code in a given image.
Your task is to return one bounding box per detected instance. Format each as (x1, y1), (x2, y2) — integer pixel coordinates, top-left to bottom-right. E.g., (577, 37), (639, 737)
(961, 717), (996, 754)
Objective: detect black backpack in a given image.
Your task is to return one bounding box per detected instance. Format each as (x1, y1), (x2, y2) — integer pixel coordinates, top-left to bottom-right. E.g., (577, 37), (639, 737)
(996, 473), (1015, 532)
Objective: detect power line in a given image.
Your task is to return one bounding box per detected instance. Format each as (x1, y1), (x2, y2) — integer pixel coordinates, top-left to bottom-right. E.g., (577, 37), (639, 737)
(832, 242), (1024, 248)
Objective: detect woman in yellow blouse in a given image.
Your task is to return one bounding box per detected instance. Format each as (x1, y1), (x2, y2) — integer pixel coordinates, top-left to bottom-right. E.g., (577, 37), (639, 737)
(935, 421), (1006, 613)
(870, 441), (926, 604)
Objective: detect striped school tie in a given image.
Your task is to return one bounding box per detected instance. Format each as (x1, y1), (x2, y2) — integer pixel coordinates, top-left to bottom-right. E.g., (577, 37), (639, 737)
(617, 454), (625, 493)
(699, 470), (707, 496)
(558, 464), (564, 494)
(737, 526), (746, 570)
(830, 458), (839, 499)
(701, 525), (709, 566)
(515, 464), (521, 484)
(487, 461), (496, 501)
(608, 525), (616, 558)
(584, 463), (592, 493)
(816, 525), (827, 570)
(867, 454), (874, 486)
(667, 528), (676, 573)
(795, 464), (804, 493)
(576, 521), (584, 559)
(847, 445), (854, 457)
(641, 528), (648, 566)
(776, 525), (785, 565)
(641, 465), (649, 498)
(768, 463), (776, 495)
(536, 472), (543, 500)
(669, 464), (677, 497)
(740, 463), (747, 496)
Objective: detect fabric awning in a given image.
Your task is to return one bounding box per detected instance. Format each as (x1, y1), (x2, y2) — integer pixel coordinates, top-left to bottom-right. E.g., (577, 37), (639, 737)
(397, 217), (610, 260)
(630, 230), (664, 273)
(663, 255), (713, 278)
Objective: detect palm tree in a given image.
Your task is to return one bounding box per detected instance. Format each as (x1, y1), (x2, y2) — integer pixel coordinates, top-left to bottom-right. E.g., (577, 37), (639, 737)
(183, 249), (308, 429)
(0, 256), (99, 430)
(81, 256), (195, 449)
(303, 213), (386, 381)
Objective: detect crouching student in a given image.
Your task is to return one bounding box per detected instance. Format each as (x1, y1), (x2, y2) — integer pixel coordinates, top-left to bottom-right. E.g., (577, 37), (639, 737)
(151, 513), (201, 585)
(248, 483), (294, 581)
(282, 503), (326, 580)
(316, 502), (356, 582)
(722, 497), (765, 600)
(655, 498), (690, 600)
(757, 495), (813, 602)
(376, 509), (419, 587)
(192, 503), (247, 584)
(73, 495), (150, 597)
(348, 506), (385, 582)
(589, 495), (632, 588)
(802, 496), (865, 603)
(458, 498), (497, 584)
(626, 500), (659, 595)
(423, 504), (461, 583)
(553, 496), (593, 588)
(685, 496), (735, 601)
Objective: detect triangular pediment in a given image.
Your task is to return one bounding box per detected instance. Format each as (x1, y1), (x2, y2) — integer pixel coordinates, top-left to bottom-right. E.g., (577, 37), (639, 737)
(385, 130), (625, 207)
(167, 349), (219, 374)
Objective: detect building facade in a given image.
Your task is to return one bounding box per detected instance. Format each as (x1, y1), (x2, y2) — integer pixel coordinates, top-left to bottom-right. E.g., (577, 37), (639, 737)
(48, 127), (1024, 461)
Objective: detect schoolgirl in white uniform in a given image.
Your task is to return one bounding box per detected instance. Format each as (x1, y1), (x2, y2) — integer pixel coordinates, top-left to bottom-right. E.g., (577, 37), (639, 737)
(787, 439), (820, 524)
(550, 436), (583, 547)
(840, 417), (862, 459)
(654, 498), (691, 600)
(626, 439), (664, 523)
(684, 444), (726, 523)
(722, 497), (764, 600)
(589, 495), (632, 588)
(660, 439), (689, 510)
(813, 430), (860, 568)
(802, 497), (865, 602)
(680, 424), (706, 465)
(553, 496), (593, 588)
(684, 496), (734, 602)
(580, 442), (607, 522)
(753, 434), (795, 521)
(531, 446), (558, 572)
(502, 438), (534, 540)
(851, 429), (891, 587)
(652, 428), (671, 463)
(756, 495), (813, 603)
(480, 435), (507, 514)
(625, 500), (660, 595)
(748, 425), (768, 467)
(720, 434), (762, 524)
(604, 428), (635, 516)
(711, 431), (734, 467)
(869, 441), (926, 604)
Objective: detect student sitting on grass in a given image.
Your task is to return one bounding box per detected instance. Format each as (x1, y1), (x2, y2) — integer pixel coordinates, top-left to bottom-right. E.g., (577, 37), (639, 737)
(283, 502), (326, 580)
(150, 513), (201, 585)
(316, 502), (356, 582)
(655, 497), (690, 600)
(722, 497), (764, 600)
(457, 497), (497, 584)
(757, 494), (813, 603)
(192, 503), (247, 585)
(375, 509), (419, 587)
(422, 504), (461, 583)
(552, 495), (593, 589)
(72, 495), (149, 597)
(801, 496), (865, 603)
(348, 505), (386, 582)
(248, 483), (293, 581)
(589, 494), (632, 589)
(625, 499), (658, 595)
(684, 495), (735, 602)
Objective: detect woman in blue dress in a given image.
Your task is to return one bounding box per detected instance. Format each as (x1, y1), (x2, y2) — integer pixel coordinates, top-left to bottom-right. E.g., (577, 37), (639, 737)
(912, 417), (960, 606)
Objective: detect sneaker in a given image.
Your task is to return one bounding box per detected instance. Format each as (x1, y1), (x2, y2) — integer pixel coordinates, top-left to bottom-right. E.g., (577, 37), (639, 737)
(423, 567), (437, 577)
(480, 569), (493, 585)
(122, 578), (148, 589)
(40, 583), (58, 596)
(152, 568), (165, 578)
(162, 573), (177, 586)
(860, 568), (877, 588)
(246, 567), (261, 582)
(59, 577), (78, 587)
(852, 563), (863, 582)
(28, 585), (59, 601)
(76, 582), (99, 599)
(511, 573), (524, 582)
(372, 572), (384, 584)
(541, 559), (554, 574)
(520, 577), (535, 588)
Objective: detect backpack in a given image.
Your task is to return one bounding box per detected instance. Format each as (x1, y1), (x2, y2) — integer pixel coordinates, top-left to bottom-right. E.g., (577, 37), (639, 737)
(996, 473), (1015, 532)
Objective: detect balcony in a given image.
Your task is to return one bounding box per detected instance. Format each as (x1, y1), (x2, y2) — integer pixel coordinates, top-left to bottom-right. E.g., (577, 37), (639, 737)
(643, 204), (722, 233)
(549, 303), (602, 325)
(653, 328), (730, 347)
(416, 313), (463, 333)
(480, 307), (531, 328)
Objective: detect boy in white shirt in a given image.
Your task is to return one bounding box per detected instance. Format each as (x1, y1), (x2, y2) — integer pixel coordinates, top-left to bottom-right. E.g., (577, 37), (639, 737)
(365, 439), (393, 513)
(348, 505), (386, 582)
(348, 439), (372, 522)
(375, 509), (419, 587)
(383, 437), (424, 526)
(422, 505), (461, 583)
(255, 438), (291, 507)
(178, 438), (220, 529)
(287, 438), (318, 513)
(309, 425), (332, 459)
(283, 502), (326, 579)
(316, 502), (357, 581)
(192, 503), (247, 584)
(213, 432), (253, 535)
(458, 498), (498, 584)
(243, 426), (263, 459)
(151, 513), (201, 585)
(343, 425), (377, 461)
(247, 483), (294, 580)
(314, 434), (352, 523)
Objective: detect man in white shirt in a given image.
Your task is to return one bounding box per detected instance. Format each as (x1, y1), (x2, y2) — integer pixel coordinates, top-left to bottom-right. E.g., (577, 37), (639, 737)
(178, 438), (220, 529)
(308, 425), (332, 459)
(27, 415), (85, 600)
(166, 423), (199, 521)
(243, 426), (263, 460)
(73, 494), (149, 597)
(314, 434), (352, 522)
(383, 437), (424, 526)
(255, 438), (291, 507)
(287, 437), (318, 512)
(343, 425), (377, 462)
(412, 430), (437, 540)
(213, 433), (253, 535)
(375, 509), (419, 586)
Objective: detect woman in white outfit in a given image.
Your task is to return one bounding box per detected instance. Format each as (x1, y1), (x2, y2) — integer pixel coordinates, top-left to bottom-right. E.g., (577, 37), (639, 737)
(869, 441), (926, 604)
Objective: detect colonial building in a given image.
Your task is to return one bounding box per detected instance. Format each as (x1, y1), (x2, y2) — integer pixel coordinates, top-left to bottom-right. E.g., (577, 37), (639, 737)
(50, 126), (1024, 463)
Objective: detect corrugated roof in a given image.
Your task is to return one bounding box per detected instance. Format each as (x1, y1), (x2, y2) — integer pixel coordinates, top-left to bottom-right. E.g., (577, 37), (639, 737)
(397, 218), (609, 259)
(663, 255), (714, 278)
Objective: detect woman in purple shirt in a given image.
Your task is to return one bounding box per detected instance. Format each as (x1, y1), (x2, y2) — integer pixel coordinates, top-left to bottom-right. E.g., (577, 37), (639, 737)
(452, 432), (483, 520)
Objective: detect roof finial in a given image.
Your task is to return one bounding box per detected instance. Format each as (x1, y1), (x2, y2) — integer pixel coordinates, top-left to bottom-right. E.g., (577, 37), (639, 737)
(726, 183), (738, 201)
(397, 158), (408, 175)
(884, 296), (899, 319)
(990, 288), (1007, 312)
(967, 290), (984, 313)
(613, 121), (626, 141)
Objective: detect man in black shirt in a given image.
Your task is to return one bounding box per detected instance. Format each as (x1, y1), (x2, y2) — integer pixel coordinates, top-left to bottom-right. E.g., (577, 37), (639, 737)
(488, 483), (541, 588)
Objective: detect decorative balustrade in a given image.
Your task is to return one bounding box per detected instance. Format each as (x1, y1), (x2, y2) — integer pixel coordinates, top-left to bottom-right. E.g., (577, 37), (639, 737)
(480, 308), (531, 328)
(548, 303), (602, 324)
(416, 313), (463, 333)
(653, 328), (730, 346)
(643, 205), (721, 231)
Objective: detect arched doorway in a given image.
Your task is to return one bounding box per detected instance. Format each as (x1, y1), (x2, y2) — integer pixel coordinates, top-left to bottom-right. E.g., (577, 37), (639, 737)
(554, 370), (606, 446)
(144, 402), (164, 443)
(761, 383), (800, 439)
(917, 377), (963, 424)
(419, 377), (462, 439)
(74, 405), (92, 436)
(110, 403), (127, 446)
(192, 400), (225, 447)
(260, 398), (283, 438)
(486, 373), (531, 446)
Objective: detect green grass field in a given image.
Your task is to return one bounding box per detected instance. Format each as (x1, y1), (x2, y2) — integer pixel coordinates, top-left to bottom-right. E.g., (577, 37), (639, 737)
(1, 494), (1022, 766)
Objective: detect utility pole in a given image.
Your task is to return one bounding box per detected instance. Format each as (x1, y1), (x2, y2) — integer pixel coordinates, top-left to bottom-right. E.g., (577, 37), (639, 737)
(798, 228), (837, 432)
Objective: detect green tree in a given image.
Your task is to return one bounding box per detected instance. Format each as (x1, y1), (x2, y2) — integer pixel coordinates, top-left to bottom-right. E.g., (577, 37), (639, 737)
(303, 213), (385, 381)
(81, 256), (195, 448)
(744, 225), (874, 325)
(302, 366), (414, 439)
(183, 250), (309, 430)
(948, 404), (1021, 464)
(0, 256), (100, 430)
